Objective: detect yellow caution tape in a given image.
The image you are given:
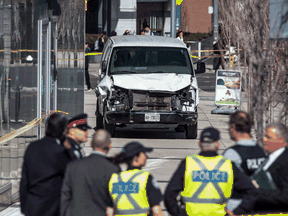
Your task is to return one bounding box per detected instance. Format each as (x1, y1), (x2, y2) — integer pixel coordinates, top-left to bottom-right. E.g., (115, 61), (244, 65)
(85, 53), (102, 56)
(0, 110), (68, 145)
(176, 0), (183, 5)
(191, 55), (200, 58)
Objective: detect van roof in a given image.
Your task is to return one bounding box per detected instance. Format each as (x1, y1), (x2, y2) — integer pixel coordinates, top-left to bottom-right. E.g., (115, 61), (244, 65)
(110, 35), (186, 48)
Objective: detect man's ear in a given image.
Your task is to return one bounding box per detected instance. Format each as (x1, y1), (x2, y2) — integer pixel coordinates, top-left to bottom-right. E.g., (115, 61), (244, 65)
(63, 128), (68, 135)
(215, 141), (220, 149)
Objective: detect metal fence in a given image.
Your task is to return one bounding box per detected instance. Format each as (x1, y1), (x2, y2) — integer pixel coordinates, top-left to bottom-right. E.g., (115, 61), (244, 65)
(0, 121), (44, 211)
(189, 36), (214, 61)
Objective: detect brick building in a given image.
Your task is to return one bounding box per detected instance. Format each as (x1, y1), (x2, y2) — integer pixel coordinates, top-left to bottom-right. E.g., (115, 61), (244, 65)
(180, 0), (213, 33)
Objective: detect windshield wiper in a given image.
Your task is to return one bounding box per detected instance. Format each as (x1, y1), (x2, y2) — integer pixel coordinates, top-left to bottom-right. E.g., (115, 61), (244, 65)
(149, 71), (166, 73)
(113, 71), (137, 73)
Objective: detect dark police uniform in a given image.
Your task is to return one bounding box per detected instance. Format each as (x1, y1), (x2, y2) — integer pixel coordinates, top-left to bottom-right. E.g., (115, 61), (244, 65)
(66, 113), (92, 159)
(222, 139), (267, 176)
(164, 151), (259, 216)
(66, 137), (84, 159)
(165, 127), (259, 216)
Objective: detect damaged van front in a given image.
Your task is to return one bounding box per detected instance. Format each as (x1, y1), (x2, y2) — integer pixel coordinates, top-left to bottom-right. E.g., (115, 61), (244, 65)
(95, 36), (205, 139)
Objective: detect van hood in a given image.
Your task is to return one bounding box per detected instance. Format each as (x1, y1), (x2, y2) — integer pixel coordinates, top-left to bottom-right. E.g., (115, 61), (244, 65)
(111, 73), (197, 91)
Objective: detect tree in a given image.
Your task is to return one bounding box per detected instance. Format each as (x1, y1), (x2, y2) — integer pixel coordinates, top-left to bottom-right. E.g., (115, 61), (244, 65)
(218, 0), (288, 144)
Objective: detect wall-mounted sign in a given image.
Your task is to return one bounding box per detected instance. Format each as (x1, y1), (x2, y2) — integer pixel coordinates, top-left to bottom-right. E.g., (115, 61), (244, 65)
(215, 70), (241, 106)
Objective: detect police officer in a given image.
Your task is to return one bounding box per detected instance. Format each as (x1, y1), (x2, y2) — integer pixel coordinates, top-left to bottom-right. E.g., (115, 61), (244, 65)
(223, 111), (267, 176)
(108, 141), (163, 216)
(64, 113), (92, 159)
(164, 127), (259, 216)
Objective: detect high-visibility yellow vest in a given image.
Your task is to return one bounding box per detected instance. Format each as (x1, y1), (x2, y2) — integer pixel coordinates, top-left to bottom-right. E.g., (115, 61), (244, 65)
(109, 169), (150, 216)
(181, 154), (233, 216)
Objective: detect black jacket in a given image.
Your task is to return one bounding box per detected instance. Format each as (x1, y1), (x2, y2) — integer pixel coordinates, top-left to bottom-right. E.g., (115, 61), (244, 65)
(98, 37), (104, 52)
(254, 148), (288, 213)
(164, 151), (259, 216)
(20, 136), (75, 216)
(60, 152), (120, 216)
(85, 47), (91, 69)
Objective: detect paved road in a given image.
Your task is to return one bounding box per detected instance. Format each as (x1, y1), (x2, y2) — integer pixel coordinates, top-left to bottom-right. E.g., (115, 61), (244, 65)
(196, 72), (216, 92)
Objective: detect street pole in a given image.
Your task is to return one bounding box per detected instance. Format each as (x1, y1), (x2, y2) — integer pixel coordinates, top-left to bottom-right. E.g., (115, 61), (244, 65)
(213, 0), (218, 42)
(171, 0), (176, 38)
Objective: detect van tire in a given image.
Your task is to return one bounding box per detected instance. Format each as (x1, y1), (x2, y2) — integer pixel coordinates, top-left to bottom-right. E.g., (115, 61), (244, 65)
(96, 103), (104, 130)
(103, 106), (116, 137)
(186, 123), (197, 139)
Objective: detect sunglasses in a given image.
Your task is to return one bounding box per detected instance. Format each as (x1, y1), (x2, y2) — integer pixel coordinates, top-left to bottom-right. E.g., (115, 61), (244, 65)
(77, 127), (87, 131)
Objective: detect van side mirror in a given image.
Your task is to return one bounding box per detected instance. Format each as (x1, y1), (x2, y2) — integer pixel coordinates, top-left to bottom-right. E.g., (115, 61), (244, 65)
(101, 61), (107, 72)
(196, 61), (206, 73)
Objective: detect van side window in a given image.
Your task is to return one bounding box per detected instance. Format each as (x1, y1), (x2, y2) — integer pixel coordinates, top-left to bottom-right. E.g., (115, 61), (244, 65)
(101, 40), (112, 71)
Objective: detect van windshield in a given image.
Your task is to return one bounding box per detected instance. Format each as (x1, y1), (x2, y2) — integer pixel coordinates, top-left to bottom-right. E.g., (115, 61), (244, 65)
(109, 47), (194, 76)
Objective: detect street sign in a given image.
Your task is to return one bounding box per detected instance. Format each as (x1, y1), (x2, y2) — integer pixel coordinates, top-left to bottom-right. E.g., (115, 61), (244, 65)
(176, 0), (183, 5)
(214, 70), (241, 107)
(176, 4), (181, 29)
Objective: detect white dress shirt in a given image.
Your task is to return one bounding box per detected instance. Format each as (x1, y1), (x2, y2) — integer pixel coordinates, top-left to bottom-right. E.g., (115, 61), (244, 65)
(263, 147), (286, 171)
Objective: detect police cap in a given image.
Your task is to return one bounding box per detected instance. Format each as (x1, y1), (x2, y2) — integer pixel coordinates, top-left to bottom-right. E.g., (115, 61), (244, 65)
(200, 127), (220, 143)
(122, 141), (153, 157)
(67, 113), (92, 131)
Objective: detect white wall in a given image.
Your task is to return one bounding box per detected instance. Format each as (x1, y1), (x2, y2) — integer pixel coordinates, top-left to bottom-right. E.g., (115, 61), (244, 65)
(111, 0), (137, 36)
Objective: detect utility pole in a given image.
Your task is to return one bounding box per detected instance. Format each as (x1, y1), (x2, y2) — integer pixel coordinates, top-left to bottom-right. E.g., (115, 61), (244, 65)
(213, 0), (218, 42)
(171, 0), (176, 38)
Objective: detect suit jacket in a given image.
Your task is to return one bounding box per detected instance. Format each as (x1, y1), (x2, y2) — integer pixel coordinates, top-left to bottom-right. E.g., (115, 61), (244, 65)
(20, 136), (74, 216)
(254, 148), (288, 213)
(60, 153), (120, 216)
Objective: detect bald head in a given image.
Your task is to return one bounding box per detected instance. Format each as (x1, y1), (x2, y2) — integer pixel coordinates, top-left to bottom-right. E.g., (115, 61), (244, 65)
(91, 129), (111, 151)
(266, 122), (288, 143)
(229, 110), (253, 134)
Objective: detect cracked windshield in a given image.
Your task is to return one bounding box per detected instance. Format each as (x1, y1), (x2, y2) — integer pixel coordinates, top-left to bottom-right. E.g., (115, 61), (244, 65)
(109, 47), (194, 75)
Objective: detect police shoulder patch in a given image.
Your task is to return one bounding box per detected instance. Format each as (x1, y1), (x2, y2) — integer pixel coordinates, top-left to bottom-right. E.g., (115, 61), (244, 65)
(74, 150), (80, 159)
(152, 178), (160, 189)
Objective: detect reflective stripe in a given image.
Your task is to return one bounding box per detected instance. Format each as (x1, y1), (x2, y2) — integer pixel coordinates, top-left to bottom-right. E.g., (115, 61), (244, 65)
(116, 208), (150, 215)
(114, 171), (149, 215)
(182, 157), (227, 204)
(226, 198), (242, 212)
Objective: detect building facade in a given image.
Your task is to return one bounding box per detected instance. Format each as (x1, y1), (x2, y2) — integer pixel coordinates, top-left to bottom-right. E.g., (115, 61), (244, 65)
(86, 0), (213, 37)
(0, 0), (85, 206)
(180, 0), (213, 33)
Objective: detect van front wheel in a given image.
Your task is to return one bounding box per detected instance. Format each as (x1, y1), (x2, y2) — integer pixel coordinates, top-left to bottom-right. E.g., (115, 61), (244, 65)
(103, 106), (116, 137)
(186, 123), (198, 139)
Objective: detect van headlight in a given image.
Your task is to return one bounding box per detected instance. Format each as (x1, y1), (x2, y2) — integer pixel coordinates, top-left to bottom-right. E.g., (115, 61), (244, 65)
(171, 87), (196, 111)
(108, 87), (129, 111)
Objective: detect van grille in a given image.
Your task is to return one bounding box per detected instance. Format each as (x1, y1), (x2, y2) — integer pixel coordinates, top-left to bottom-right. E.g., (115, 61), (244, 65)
(132, 92), (171, 111)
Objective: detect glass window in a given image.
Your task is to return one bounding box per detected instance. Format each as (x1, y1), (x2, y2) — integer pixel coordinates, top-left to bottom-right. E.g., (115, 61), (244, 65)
(109, 47), (194, 76)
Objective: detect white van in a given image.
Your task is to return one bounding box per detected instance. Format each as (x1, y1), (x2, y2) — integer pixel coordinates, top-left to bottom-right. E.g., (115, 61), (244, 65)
(95, 35), (205, 139)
